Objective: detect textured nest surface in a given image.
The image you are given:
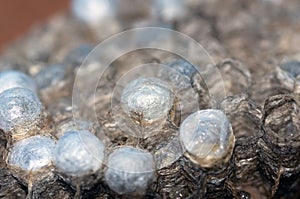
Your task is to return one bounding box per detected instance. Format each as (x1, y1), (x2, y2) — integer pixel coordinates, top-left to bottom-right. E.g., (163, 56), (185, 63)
(1, 0), (300, 199)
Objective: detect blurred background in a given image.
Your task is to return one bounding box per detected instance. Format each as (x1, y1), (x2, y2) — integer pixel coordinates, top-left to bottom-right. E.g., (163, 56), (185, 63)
(0, 0), (69, 52)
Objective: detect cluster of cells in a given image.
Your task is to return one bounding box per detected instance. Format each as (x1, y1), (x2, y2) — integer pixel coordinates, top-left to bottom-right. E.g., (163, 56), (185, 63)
(0, 60), (238, 198)
(0, 0), (300, 198)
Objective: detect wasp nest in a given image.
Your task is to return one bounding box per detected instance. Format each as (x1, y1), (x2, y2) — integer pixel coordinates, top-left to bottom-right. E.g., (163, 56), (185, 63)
(1, 0), (300, 198)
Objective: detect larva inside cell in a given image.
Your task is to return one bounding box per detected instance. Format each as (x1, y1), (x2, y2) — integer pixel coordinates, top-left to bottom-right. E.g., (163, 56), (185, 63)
(180, 109), (235, 168)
